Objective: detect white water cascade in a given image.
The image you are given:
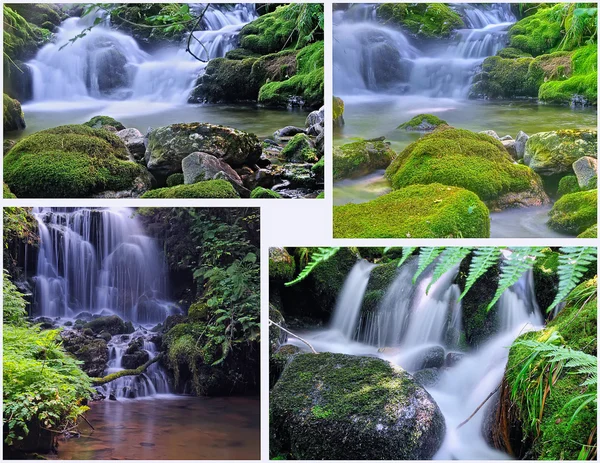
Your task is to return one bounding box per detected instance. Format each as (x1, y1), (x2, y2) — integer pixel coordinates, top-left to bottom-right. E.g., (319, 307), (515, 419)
(26, 4), (257, 106)
(334, 3), (516, 98)
(32, 207), (179, 324)
(285, 256), (544, 459)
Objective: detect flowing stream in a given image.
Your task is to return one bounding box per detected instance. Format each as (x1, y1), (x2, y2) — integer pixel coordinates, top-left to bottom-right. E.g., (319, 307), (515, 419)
(285, 257), (545, 459)
(12, 4), (307, 140)
(333, 4), (597, 237)
(28, 208), (259, 459)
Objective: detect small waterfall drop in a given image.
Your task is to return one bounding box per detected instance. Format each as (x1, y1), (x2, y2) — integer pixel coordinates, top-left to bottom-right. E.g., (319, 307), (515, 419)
(26, 4), (257, 105)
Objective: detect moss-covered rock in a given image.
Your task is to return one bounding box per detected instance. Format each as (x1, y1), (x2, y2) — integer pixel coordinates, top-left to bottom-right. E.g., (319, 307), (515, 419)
(3, 125), (150, 198)
(333, 139), (395, 181)
(386, 127), (549, 210)
(556, 175), (580, 197)
(8, 4), (61, 30)
(524, 129), (597, 177)
(547, 189), (597, 235)
(140, 179), (240, 198)
(532, 248), (560, 313)
(332, 96), (344, 127)
(188, 301), (209, 322)
(250, 186), (281, 198)
(3, 93), (25, 132)
(84, 315), (135, 336)
(281, 133), (318, 163)
(470, 56), (539, 99)
(83, 115), (126, 131)
(270, 352), (445, 459)
(188, 57), (260, 103)
(269, 304), (287, 354)
(497, 47), (532, 59)
(333, 183), (490, 238)
(377, 3), (464, 38)
(397, 114), (447, 132)
(269, 247), (295, 282)
(578, 224), (597, 238)
(3, 183), (17, 199)
(3, 5), (45, 61)
(165, 173), (184, 187)
(507, 5), (563, 56)
(60, 329), (108, 378)
(360, 260), (398, 316)
(239, 4), (299, 54)
(270, 344), (300, 388)
(311, 156), (324, 180)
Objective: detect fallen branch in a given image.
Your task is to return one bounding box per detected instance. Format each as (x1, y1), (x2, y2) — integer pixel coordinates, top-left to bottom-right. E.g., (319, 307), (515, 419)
(91, 354), (162, 385)
(269, 319), (318, 354)
(457, 385), (500, 429)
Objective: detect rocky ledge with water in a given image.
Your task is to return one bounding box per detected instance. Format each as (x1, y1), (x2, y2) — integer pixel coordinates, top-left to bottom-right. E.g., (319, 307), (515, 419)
(269, 247), (598, 460)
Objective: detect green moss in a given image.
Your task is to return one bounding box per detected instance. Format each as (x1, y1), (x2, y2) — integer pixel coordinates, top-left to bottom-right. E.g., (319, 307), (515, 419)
(333, 183), (490, 238)
(470, 56), (538, 98)
(250, 187), (282, 198)
(141, 179), (239, 198)
(497, 47), (533, 59)
(9, 4), (61, 29)
(3, 183), (16, 199)
(577, 224), (597, 238)
(3, 5), (44, 62)
(281, 133), (317, 162)
(333, 139), (395, 181)
(332, 96), (344, 126)
(3, 93), (25, 132)
(311, 156), (324, 178)
(397, 114), (447, 131)
(269, 247), (295, 282)
(239, 4), (298, 54)
(224, 48), (261, 60)
(385, 127), (545, 205)
(361, 260), (399, 314)
(188, 301), (209, 322)
(547, 189), (597, 234)
(165, 173), (184, 187)
(508, 5), (564, 56)
(377, 3), (464, 38)
(557, 175), (580, 197)
(532, 248), (560, 312)
(83, 115), (126, 131)
(3, 124), (147, 198)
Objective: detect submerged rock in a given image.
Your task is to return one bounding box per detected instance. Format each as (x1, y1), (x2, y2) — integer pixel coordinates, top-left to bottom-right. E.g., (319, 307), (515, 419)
(333, 139), (395, 181)
(413, 368), (441, 387)
(420, 345), (445, 369)
(270, 352), (445, 459)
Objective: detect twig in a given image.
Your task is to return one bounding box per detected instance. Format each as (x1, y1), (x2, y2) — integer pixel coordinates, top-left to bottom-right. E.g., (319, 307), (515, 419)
(91, 354), (162, 385)
(457, 385), (500, 429)
(81, 414), (95, 431)
(186, 4), (211, 62)
(269, 319), (318, 354)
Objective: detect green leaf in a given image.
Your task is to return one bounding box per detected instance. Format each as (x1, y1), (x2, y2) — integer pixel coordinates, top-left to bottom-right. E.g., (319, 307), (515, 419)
(547, 247), (597, 312)
(285, 247), (341, 286)
(397, 247), (417, 268)
(459, 247), (503, 300)
(426, 247), (471, 294)
(412, 247), (445, 284)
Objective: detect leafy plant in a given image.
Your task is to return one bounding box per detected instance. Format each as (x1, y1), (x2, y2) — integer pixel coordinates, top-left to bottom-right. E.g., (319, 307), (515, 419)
(3, 271), (27, 326)
(384, 246), (416, 268)
(285, 247), (340, 287)
(548, 247), (598, 312)
(426, 247), (472, 294)
(460, 247), (503, 300)
(412, 247), (445, 284)
(281, 3), (324, 49)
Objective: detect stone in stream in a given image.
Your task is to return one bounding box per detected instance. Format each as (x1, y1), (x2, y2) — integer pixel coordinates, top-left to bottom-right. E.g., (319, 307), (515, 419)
(305, 106), (324, 127)
(274, 126), (306, 138)
(479, 129), (500, 140)
(502, 139), (518, 159)
(445, 352), (465, 367)
(181, 152), (249, 197)
(116, 128), (146, 161)
(270, 352), (445, 460)
(572, 156), (597, 188)
(420, 345), (446, 369)
(514, 130), (529, 160)
(84, 315), (134, 336)
(413, 367), (441, 388)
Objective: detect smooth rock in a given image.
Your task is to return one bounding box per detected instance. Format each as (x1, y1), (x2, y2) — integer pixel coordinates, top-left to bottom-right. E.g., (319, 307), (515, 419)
(514, 130), (529, 160)
(116, 128), (146, 161)
(573, 156), (598, 188)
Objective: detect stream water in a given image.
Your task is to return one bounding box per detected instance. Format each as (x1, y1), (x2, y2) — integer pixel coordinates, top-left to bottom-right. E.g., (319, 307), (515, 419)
(333, 4), (597, 237)
(285, 257), (544, 460)
(28, 208), (259, 459)
(10, 4), (308, 141)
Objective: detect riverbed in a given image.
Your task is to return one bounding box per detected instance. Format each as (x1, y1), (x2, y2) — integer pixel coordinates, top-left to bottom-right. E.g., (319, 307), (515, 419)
(54, 395), (260, 460)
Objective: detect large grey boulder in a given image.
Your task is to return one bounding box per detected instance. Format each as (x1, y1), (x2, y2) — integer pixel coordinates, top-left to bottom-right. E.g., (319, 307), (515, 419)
(116, 128), (146, 161)
(572, 156), (597, 188)
(182, 152), (249, 197)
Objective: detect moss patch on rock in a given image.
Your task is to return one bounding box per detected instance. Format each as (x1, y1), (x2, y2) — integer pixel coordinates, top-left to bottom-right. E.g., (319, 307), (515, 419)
(507, 5), (564, 56)
(3, 124), (148, 198)
(556, 175), (580, 197)
(269, 247), (295, 282)
(239, 4), (298, 55)
(333, 96), (344, 126)
(397, 114), (447, 131)
(333, 139), (395, 181)
(377, 3), (464, 38)
(83, 115), (126, 131)
(3, 93), (26, 132)
(141, 179), (239, 198)
(547, 189), (597, 235)
(578, 224), (597, 238)
(281, 133), (318, 163)
(250, 186), (282, 198)
(333, 183), (490, 238)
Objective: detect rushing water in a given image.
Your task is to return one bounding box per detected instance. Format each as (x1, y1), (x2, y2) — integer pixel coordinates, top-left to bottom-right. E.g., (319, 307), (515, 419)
(285, 256), (544, 459)
(54, 396), (260, 460)
(333, 4), (597, 237)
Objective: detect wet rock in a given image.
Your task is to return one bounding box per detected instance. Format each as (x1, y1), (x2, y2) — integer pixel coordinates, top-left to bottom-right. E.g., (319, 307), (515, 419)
(281, 133), (318, 163)
(270, 344), (301, 388)
(32, 316), (55, 330)
(164, 314), (187, 332)
(182, 152), (249, 197)
(572, 156), (597, 188)
(479, 130), (500, 140)
(60, 330), (108, 377)
(413, 368), (441, 387)
(514, 131), (529, 160)
(280, 163), (317, 189)
(269, 248), (295, 284)
(98, 330), (112, 342)
(4, 139), (16, 155)
(398, 114), (447, 132)
(333, 139), (394, 180)
(274, 126), (306, 138)
(116, 128), (146, 161)
(305, 106), (325, 127)
(270, 353), (445, 459)
(74, 311), (94, 321)
(3, 94), (26, 132)
(109, 393), (117, 401)
(499, 135), (513, 141)
(121, 350), (150, 369)
(421, 346), (445, 369)
(64, 321), (73, 327)
(445, 352), (465, 367)
(84, 315), (135, 336)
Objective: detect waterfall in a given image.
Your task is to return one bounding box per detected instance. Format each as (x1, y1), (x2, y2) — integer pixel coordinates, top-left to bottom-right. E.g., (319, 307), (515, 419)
(334, 3), (516, 98)
(32, 207), (178, 324)
(26, 4), (257, 104)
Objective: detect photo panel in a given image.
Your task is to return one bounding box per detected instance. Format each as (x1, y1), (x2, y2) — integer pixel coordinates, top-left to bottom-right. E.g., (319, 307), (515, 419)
(3, 207), (260, 459)
(332, 3), (597, 238)
(3, 3), (324, 199)
(269, 246), (598, 459)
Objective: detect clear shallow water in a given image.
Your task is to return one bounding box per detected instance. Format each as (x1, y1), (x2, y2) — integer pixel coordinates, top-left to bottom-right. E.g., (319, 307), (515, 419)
(11, 101), (309, 141)
(55, 396), (260, 460)
(490, 204), (573, 238)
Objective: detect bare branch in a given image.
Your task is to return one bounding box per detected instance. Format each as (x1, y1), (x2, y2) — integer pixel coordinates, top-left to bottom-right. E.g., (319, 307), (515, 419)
(269, 319), (318, 354)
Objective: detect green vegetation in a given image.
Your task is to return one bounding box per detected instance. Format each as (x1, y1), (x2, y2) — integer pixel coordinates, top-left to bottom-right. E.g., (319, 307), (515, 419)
(141, 179), (239, 198)
(3, 125), (147, 198)
(377, 3), (464, 38)
(332, 96), (344, 126)
(557, 175), (581, 197)
(3, 93), (25, 132)
(578, 224), (598, 238)
(547, 189), (597, 234)
(250, 187), (282, 199)
(333, 139), (395, 181)
(270, 247), (296, 282)
(397, 114), (447, 131)
(165, 173), (184, 187)
(281, 133), (318, 163)
(333, 183), (490, 238)
(508, 4), (565, 56)
(83, 115), (126, 131)
(3, 183), (16, 199)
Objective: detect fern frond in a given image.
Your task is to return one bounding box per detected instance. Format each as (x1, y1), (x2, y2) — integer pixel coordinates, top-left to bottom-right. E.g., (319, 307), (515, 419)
(486, 247), (544, 311)
(284, 247), (341, 287)
(397, 247), (417, 268)
(459, 247), (503, 300)
(548, 247), (597, 312)
(412, 247), (444, 284)
(426, 247), (472, 294)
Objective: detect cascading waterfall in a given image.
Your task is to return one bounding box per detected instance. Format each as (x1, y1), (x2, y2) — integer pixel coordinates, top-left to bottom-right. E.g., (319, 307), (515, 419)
(285, 257), (544, 459)
(334, 3), (516, 98)
(26, 4), (257, 104)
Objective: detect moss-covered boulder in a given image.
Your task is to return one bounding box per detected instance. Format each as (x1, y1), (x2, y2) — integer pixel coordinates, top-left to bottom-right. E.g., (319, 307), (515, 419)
(385, 127), (549, 210)
(332, 96), (344, 127)
(165, 173), (184, 187)
(556, 175), (580, 197)
(3, 93), (26, 132)
(144, 123), (262, 178)
(84, 315), (134, 336)
(532, 248), (559, 313)
(578, 224), (597, 238)
(3, 183), (17, 199)
(524, 129), (597, 177)
(181, 152), (247, 196)
(507, 5), (563, 56)
(270, 344), (300, 388)
(489, 278), (597, 459)
(333, 139), (395, 181)
(188, 57), (260, 103)
(269, 247), (295, 283)
(59, 329), (108, 378)
(250, 186), (281, 198)
(397, 114), (447, 132)
(547, 189), (597, 235)
(3, 125), (151, 198)
(281, 133), (318, 163)
(83, 115), (126, 131)
(141, 179), (240, 198)
(8, 4), (62, 30)
(334, 183), (490, 238)
(270, 353), (445, 459)
(360, 260), (398, 316)
(239, 4), (299, 54)
(377, 3), (464, 38)
(311, 156), (324, 181)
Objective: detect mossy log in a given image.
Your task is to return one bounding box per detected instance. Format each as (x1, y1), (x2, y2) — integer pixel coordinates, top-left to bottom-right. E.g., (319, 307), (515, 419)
(91, 354), (162, 385)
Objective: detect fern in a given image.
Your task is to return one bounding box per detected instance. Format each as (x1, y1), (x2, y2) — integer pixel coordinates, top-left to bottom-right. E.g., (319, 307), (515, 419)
(397, 247), (417, 268)
(459, 247), (503, 300)
(284, 247), (341, 287)
(427, 247), (472, 294)
(412, 247), (445, 284)
(548, 247), (597, 313)
(486, 247), (545, 311)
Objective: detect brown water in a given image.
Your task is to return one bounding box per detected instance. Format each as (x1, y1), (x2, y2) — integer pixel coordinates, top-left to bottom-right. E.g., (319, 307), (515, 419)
(54, 395), (260, 460)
